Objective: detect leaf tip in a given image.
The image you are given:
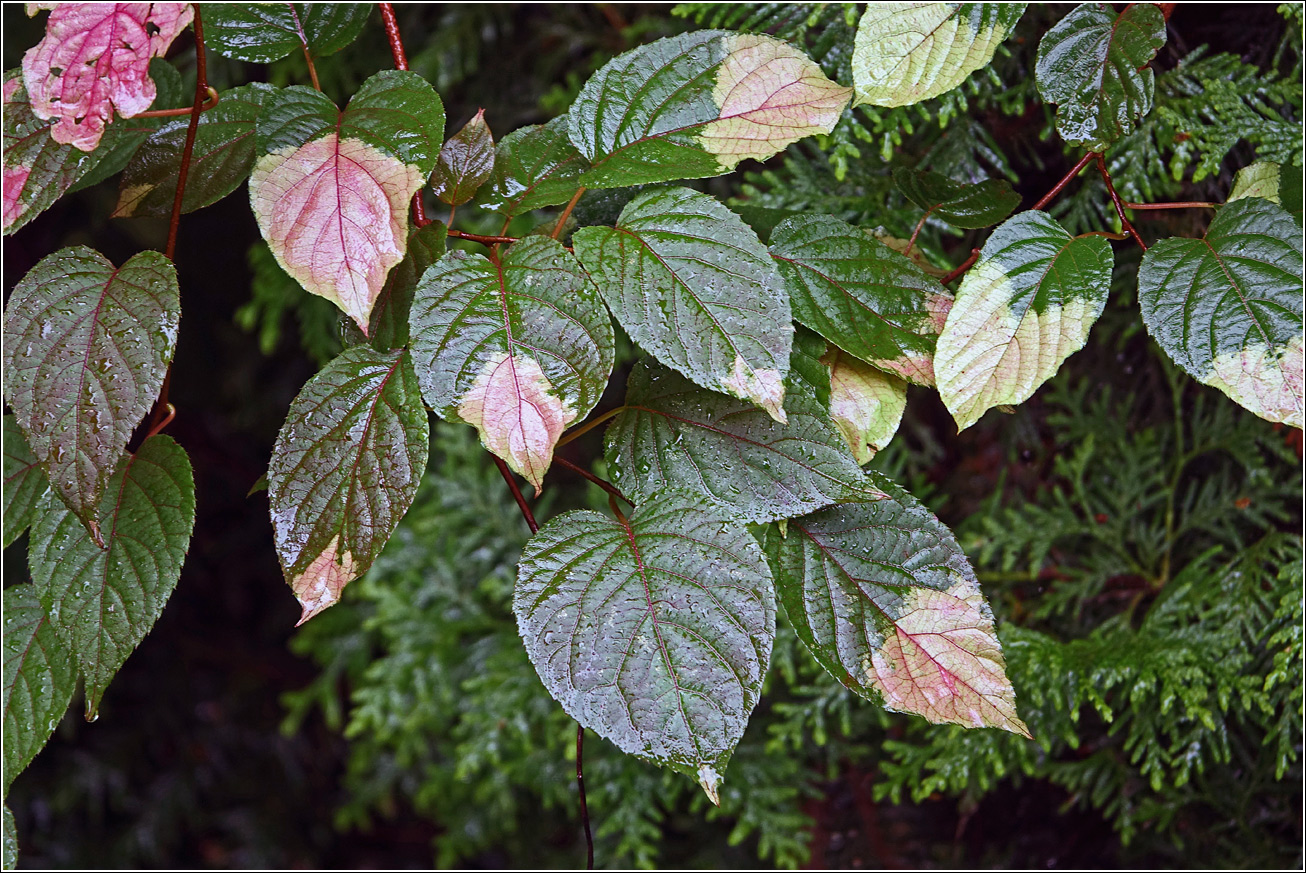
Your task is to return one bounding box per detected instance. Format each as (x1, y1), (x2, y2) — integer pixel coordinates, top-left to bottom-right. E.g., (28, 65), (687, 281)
(720, 357), (787, 423)
(696, 763), (721, 806)
(291, 536), (359, 626)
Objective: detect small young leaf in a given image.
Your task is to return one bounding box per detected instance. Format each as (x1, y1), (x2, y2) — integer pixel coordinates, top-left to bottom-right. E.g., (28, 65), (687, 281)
(1138, 198), (1304, 428)
(249, 71), (444, 333)
(763, 478), (1030, 737)
(267, 346), (429, 625)
(606, 361), (874, 524)
(570, 30), (850, 188)
(478, 115), (589, 217)
(824, 347), (908, 465)
(514, 490), (775, 801)
(574, 186), (792, 420)
(21, 3), (193, 151)
(1035, 2), (1167, 152)
(3, 584), (76, 794)
(769, 214), (952, 386)
(204, 3), (371, 64)
(2, 247), (180, 543)
(852, 4), (1026, 108)
(367, 221), (447, 350)
(409, 236), (613, 493)
(114, 83), (276, 218)
(431, 109), (495, 207)
(892, 167), (1021, 229)
(935, 211), (1112, 431)
(28, 435), (196, 718)
(1227, 160), (1283, 206)
(2, 415), (48, 548)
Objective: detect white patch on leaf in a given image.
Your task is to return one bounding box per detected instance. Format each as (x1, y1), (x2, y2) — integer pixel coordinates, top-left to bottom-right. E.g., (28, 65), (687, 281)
(719, 356), (787, 423)
(696, 763), (722, 806)
(457, 352), (577, 494)
(700, 33), (851, 167)
(292, 535), (359, 626)
(824, 349), (907, 464)
(866, 573), (1030, 737)
(250, 134), (424, 333)
(113, 182), (155, 219)
(1204, 334), (1304, 428)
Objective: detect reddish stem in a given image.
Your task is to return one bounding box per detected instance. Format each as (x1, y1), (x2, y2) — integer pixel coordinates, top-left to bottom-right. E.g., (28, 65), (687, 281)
(1031, 151), (1097, 212)
(135, 86), (218, 117)
(906, 209), (931, 253)
(1096, 154), (1147, 252)
(492, 456), (538, 534)
(378, 3), (429, 228)
(553, 455), (633, 506)
(552, 187), (586, 240)
(941, 248), (981, 285)
(448, 228), (519, 245)
(287, 4), (320, 90)
(1121, 200), (1217, 211)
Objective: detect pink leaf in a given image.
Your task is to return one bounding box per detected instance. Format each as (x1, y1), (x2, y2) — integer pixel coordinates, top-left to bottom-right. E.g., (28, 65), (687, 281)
(249, 133), (425, 334)
(22, 3), (193, 152)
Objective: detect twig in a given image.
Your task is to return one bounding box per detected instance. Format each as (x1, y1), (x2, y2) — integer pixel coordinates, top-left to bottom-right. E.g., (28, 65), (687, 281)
(492, 456), (538, 534)
(288, 4), (320, 90)
(556, 406), (628, 449)
(906, 210), (931, 253)
(378, 3), (429, 228)
(552, 187), (586, 240)
(447, 228), (519, 245)
(1031, 151), (1097, 212)
(1121, 200), (1217, 211)
(1096, 154), (1147, 251)
(135, 86), (218, 117)
(553, 455), (634, 506)
(940, 248), (981, 285)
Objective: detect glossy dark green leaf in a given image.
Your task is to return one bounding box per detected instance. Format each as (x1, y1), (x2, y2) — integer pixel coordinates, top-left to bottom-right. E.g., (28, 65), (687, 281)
(852, 4), (1026, 107)
(769, 214), (952, 387)
(574, 186), (793, 420)
(478, 115), (589, 216)
(763, 478), (1030, 736)
(515, 489), (774, 802)
(3, 415), (48, 548)
(367, 221), (447, 350)
(605, 360), (875, 524)
(267, 346), (429, 624)
(1138, 198), (1303, 427)
(1035, 2), (1167, 151)
(789, 325), (831, 410)
(409, 236), (613, 493)
(431, 109), (495, 207)
(2, 247), (179, 543)
(114, 83), (275, 218)
(28, 436), (195, 718)
(935, 211), (1112, 431)
(3, 584), (76, 793)
(569, 30), (850, 188)
(2, 805), (14, 870)
(203, 3), (371, 63)
(892, 167), (1021, 229)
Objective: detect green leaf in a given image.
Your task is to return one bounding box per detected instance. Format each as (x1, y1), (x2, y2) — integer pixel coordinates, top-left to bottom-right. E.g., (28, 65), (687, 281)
(28, 435), (196, 718)
(569, 30), (850, 188)
(892, 167), (1021, 229)
(768, 214), (952, 387)
(789, 325), (831, 410)
(514, 489), (775, 802)
(935, 211), (1112, 431)
(250, 71), (445, 332)
(3, 584), (76, 794)
(113, 83), (275, 218)
(574, 186), (793, 420)
(3, 415), (48, 548)
(2, 805), (14, 870)
(267, 346), (429, 624)
(763, 478), (1030, 736)
(1137, 198), (1304, 428)
(1227, 160), (1301, 229)
(852, 4), (1026, 107)
(409, 236), (613, 493)
(2, 247), (179, 544)
(824, 347), (908, 465)
(203, 3), (371, 63)
(431, 109), (495, 207)
(605, 360), (874, 524)
(478, 115), (589, 217)
(367, 221), (447, 350)
(1035, 2), (1167, 151)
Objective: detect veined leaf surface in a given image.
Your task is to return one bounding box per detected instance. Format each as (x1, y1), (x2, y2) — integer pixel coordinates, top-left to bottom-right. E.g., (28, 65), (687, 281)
(3, 584), (76, 794)
(1138, 198), (1304, 428)
(1035, 2), (1166, 151)
(479, 115), (589, 216)
(366, 221), (447, 350)
(28, 436), (195, 718)
(574, 186), (792, 420)
(769, 214), (952, 386)
(935, 211), (1112, 431)
(764, 478), (1030, 736)
(114, 83), (275, 218)
(204, 3), (371, 63)
(267, 346), (429, 624)
(432, 109), (495, 207)
(2, 247), (179, 543)
(2, 415), (48, 548)
(570, 30), (849, 188)
(409, 236), (613, 493)
(824, 348), (908, 464)
(250, 71), (444, 333)
(514, 490), (775, 802)
(605, 361), (873, 524)
(892, 167), (1021, 229)
(852, 4), (1026, 108)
